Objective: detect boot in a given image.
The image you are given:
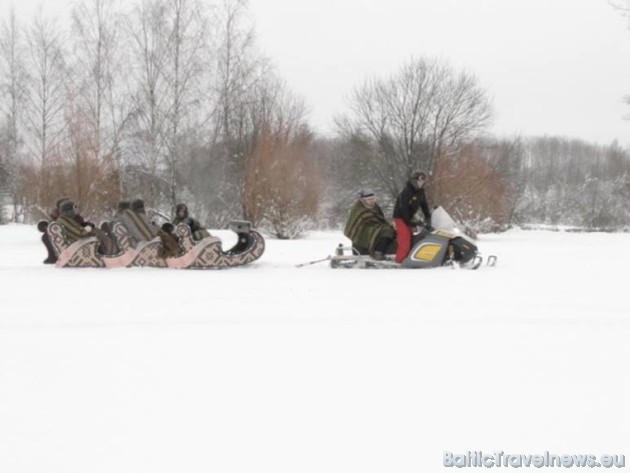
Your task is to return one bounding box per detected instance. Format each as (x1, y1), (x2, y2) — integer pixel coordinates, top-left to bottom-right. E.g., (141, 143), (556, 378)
(42, 234), (58, 264)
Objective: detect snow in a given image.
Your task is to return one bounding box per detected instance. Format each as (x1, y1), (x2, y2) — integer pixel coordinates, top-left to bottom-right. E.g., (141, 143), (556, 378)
(0, 224), (628, 472)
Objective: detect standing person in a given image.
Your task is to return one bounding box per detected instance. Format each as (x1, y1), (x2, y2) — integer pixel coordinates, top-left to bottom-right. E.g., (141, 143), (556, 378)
(393, 170), (432, 263)
(343, 189), (395, 260)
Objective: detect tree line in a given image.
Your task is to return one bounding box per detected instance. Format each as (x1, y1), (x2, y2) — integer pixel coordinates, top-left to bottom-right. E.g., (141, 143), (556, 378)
(0, 0), (629, 234)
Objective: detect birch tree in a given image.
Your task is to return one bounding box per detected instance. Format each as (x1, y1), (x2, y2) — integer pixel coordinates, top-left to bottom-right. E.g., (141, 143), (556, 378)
(125, 0), (169, 206)
(69, 0), (128, 210)
(206, 0), (270, 220)
(23, 11), (67, 205)
(161, 0), (207, 206)
(0, 8), (28, 219)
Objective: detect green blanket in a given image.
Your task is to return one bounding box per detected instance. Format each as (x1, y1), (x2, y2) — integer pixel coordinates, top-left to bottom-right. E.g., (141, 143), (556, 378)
(343, 201), (394, 252)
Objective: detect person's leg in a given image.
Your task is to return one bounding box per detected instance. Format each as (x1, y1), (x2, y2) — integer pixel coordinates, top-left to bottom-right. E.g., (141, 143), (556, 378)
(372, 236), (392, 259)
(394, 218), (412, 263)
(94, 229), (115, 256)
(42, 233), (57, 264)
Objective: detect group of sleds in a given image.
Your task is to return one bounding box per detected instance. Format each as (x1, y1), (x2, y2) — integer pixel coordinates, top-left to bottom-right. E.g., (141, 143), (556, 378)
(39, 198), (264, 269)
(39, 171), (496, 270)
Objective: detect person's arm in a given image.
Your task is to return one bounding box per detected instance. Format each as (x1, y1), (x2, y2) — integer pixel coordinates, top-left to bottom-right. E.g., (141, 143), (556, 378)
(419, 190), (431, 222)
(398, 187), (414, 226)
(59, 216), (91, 241)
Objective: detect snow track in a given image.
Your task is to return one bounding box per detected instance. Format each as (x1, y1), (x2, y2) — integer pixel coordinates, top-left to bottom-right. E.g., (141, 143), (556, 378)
(0, 225), (628, 473)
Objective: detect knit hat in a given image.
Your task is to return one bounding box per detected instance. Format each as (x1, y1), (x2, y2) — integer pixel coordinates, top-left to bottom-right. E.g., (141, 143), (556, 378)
(358, 189), (375, 199)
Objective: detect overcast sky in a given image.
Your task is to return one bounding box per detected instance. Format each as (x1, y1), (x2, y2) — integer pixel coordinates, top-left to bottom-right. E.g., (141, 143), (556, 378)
(7, 0), (630, 146)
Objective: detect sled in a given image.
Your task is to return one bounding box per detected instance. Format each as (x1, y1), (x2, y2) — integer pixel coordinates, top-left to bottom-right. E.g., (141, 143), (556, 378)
(165, 221), (265, 269)
(47, 221), (105, 268)
(103, 222), (166, 268)
(45, 219), (265, 269)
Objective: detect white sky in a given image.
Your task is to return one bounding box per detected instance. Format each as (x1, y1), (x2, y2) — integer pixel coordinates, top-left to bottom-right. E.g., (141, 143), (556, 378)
(7, 0), (630, 146)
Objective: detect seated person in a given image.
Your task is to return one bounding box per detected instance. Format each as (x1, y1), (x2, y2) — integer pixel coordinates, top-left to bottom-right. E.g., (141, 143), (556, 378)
(56, 200), (115, 255)
(120, 198), (179, 258)
(172, 203), (210, 241)
(100, 201), (131, 255)
(343, 189), (395, 260)
(41, 197), (95, 263)
(120, 199), (160, 243)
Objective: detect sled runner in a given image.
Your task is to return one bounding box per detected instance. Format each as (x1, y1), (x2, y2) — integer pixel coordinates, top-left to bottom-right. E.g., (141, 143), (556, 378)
(45, 219), (265, 269)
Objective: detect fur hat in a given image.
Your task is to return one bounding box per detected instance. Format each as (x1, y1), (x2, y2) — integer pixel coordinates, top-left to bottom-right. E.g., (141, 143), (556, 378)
(175, 203), (189, 219)
(60, 200), (76, 214)
(410, 170), (427, 181)
(131, 199), (145, 212)
(56, 197), (70, 209)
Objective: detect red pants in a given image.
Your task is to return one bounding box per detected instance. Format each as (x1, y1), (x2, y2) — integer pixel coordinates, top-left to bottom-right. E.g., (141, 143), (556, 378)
(395, 218), (412, 263)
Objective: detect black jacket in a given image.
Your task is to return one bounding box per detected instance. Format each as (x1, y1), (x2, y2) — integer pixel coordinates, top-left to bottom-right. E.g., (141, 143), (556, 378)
(393, 181), (431, 226)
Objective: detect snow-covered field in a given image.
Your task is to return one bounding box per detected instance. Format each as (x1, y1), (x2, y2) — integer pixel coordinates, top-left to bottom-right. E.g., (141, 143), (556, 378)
(0, 225), (628, 472)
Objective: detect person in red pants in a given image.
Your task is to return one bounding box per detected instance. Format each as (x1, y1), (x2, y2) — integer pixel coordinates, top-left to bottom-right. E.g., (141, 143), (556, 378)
(393, 170), (432, 263)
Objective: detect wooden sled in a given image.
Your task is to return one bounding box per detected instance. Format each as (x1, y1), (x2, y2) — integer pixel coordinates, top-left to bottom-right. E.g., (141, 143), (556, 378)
(47, 221), (105, 268)
(46, 219), (265, 269)
(106, 222), (167, 268)
(166, 221), (265, 269)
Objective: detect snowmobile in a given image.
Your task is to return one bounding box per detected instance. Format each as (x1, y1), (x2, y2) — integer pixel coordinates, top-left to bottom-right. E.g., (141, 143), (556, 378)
(299, 206), (497, 270)
(43, 219), (265, 269)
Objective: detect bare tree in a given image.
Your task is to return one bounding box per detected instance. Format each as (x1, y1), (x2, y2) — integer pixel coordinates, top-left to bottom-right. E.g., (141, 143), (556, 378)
(161, 0), (207, 207)
(125, 0), (170, 206)
(337, 57), (493, 199)
(204, 0), (271, 221)
(69, 0), (128, 210)
(23, 11), (68, 206)
(0, 7), (28, 220)
(242, 79), (320, 237)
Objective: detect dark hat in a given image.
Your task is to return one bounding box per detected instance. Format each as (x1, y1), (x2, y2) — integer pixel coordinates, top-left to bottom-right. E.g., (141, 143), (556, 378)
(117, 201), (130, 212)
(410, 170), (427, 181)
(131, 199), (145, 211)
(60, 200), (75, 212)
(56, 197), (70, 209)
(358, 189), (375, 199)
